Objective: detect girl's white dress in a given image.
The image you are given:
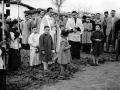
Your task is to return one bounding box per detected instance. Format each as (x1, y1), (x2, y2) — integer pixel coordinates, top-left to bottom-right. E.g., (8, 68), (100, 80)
(28, 33), (40, 66)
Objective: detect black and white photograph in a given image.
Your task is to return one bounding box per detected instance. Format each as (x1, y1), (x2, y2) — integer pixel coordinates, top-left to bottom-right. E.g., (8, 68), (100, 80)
(0, 0), (120, 90)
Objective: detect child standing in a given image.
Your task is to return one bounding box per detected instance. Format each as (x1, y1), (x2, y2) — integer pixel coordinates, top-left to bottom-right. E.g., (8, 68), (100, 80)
(58, 30), (71, 75)
(82, 16), (93, 53)
(90, 24), (105, 66)
(39, 26), (55, 71)
(28, 27), (40, 68)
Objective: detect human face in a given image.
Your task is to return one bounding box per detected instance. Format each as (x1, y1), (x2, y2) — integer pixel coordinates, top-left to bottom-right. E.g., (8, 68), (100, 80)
(95, 25), (100, 31)
(86, 18), (90, 23)
(40, 11), (45, 17)
(111, 11), (115, 17)
(32, 14), (36, 20)
(104, 13), (108, 18)
(96, 14), (100, 19)
(44, 27), (50, 34)
(68, 12), (71, 18)
(48, 9), (53, 17)
(72, 13), (77, 19)
(33, 28), (38, 33)
(25, 15), (29, 21)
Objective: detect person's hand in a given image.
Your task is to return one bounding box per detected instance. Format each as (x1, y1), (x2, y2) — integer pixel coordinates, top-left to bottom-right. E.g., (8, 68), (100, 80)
(68, 45), (71, 48)
(2, 35), (6, 40)
(52, 50), (55, 53)
(42, 51), (45, 54)
(95, 39), (101, 42)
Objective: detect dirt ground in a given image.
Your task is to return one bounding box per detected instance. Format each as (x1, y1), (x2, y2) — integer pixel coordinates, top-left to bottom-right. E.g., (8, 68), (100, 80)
(6, 50), (120, 90)
(42, 62), (120, 90)
(42, 54), (120, 90)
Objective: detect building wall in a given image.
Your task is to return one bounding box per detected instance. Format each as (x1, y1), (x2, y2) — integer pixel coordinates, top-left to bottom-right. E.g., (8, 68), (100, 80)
(0, 4), (29, 20)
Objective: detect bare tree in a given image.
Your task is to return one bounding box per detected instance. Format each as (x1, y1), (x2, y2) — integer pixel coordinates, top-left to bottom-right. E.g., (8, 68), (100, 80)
(51, 0), (66, 25)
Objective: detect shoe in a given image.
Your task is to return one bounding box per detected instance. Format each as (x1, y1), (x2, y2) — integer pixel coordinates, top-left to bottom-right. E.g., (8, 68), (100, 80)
(104, 51), (109, 53)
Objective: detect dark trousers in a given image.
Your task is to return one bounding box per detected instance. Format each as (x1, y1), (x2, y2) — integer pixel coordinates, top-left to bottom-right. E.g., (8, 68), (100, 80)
(22, 44), (30, 50)
(82, 44), (91, 53)
(8, 48), (21, 70)
(69, 41), (81, 59)
(0, 70), (6, 90)
(106, 31), (116, 52)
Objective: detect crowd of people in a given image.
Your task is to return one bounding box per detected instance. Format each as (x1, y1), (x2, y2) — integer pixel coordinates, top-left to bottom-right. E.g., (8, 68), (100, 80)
(0, 7), (120, 89)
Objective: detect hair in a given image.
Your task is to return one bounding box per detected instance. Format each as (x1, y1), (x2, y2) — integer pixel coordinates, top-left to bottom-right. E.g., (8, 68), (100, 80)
(61, 30), (69, 37)
(86, 16), (90, 19)
(47, 7), (53, 12)
(32, 26), (37, 29)
(96, 13), (100, 15)
(111, 10), (116, 12)
(44, 25), (50, 29)
(104, 11), (108, 14)
(72, 11), (77, 14)
(12, 19), (18, 25)
(95, 24), (101, 29)
(25, 14), (28, 17)
(82, 15), (87, 19)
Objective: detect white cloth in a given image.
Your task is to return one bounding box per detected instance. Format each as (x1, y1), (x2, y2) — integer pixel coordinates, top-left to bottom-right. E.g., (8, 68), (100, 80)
(9, 32), (19, 49)
(28, 33), (40, 50)
(39, 14), (56, 41)
(68, 32), (81, 42)
(66, 18), (84, 34)
(30, 49), (40, 66)
(28, 33), (41, 66)
(0, 49), (4, 69)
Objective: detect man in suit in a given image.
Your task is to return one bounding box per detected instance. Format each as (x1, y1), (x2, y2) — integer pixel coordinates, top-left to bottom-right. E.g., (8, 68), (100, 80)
(105, 10), (119, 53)
(103, 11), (109, 40)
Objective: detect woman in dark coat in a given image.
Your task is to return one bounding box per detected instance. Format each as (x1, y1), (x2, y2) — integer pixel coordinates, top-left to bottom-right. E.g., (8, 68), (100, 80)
(90, 24), (105, 66)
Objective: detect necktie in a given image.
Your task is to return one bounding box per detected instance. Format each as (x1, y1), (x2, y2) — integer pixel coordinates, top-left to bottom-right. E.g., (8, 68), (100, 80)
(74, 18), (77, 25)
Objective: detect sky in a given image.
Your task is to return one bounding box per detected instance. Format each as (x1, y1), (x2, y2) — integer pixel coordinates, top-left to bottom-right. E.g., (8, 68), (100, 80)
(22, 0), (120, 13)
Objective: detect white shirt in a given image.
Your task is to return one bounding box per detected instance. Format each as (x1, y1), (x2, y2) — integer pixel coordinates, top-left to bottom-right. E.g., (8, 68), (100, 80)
(28, 33), (40, 49)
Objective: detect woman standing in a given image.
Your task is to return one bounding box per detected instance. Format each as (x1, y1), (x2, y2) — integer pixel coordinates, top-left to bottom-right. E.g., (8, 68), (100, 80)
(82, 16), (93, 53)
(8, 19), (21, 71)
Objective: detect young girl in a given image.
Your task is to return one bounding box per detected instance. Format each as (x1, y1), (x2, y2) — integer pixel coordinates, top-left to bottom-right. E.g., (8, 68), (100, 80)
(58, 30), (71, 75)
(28, 27), (40, 68)
(82, 16), (93, 53)
(90, 24), (105, 66)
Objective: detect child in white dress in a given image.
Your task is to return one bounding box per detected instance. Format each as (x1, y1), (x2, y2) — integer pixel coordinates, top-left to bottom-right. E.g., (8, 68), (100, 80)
(28, 27), (40, 67)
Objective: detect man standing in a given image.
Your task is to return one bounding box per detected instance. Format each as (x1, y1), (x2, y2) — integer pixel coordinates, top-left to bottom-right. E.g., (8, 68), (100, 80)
(105, 10), (119, 53)
(40, 7), (57, 48)
(20, 14), (31, 50)
(35, 10), (45, 33)
(103, 11), (109, 40)
(66, 11), (84, 59)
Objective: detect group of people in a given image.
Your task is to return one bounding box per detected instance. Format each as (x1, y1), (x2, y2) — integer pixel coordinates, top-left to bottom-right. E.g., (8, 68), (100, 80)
(0, 6), (120, 89)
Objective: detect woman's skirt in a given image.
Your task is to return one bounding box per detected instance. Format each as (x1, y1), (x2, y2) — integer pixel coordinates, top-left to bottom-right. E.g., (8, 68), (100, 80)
(0, 69), (6, 90)
(8, 48), (21, 70)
